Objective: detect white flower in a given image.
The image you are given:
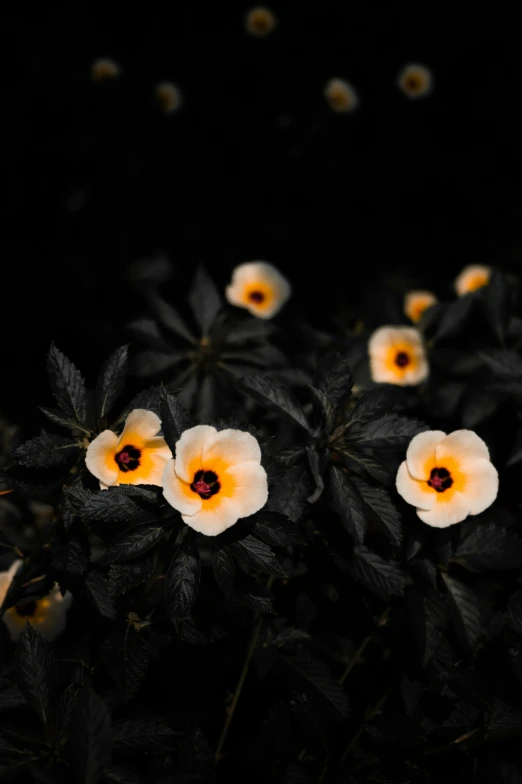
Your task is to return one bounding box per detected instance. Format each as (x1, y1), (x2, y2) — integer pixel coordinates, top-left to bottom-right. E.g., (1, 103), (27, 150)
(455, 265), (491, 296)
(324, 78), (359, 113)
(0, 561), (73, 642)
(404, 290), (438, 324)
(162, 425), (268, 536)
(86, 409), (172, 489)
(245, 7), (277, 36)
(397, 63), (433, 99)
(155, 82), (182, 114)
(226, 261), (291, 319)
(91, 58), (121, 82)
(396, 430), (499, 528)
(368, 326), (429, 386)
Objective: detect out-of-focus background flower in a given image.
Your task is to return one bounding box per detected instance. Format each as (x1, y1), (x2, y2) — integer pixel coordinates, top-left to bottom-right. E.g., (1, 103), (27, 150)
(3, 4), (521, 431)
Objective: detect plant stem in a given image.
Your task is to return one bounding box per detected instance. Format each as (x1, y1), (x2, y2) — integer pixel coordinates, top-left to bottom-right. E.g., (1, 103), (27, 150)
(339, 607), (390, 685)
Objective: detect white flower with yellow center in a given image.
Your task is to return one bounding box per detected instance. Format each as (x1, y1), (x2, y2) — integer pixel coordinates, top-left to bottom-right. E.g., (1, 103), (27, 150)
(162, 425), (268, 536)
(245, 6), (277, 36)
(0, 561), (73, 642)
(155, 81), (182, 114)
(397, 63), (433, 99)
(86, 409), (172, 489)
(404, 290), (438, 324)
(396, 430), (499, 528)
(324, 78), (359, 113)
(368, 326), (429, 386)
(455, 265), (491, 297)
(91, 58), (121, 82)
(226, 262), (291, 320)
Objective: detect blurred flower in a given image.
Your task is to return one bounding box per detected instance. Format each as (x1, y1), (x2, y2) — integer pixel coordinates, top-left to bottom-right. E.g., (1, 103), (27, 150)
(91, 58), (121, 82)
(455, 264), (491, 296)
(324, 78), (359, 113)
(163, 425), (268, 536)
(245, 6), (277, 36)
(86, 409), (171, 489)
(404, 290), (438, 323)
(368, 326), (428, 385)
(0, 561), (73, 642)
(396, 430), (498, 527)
(155, 81), (182, 114)
(397, 63), (433, 99)
(226, 261), (291, 319)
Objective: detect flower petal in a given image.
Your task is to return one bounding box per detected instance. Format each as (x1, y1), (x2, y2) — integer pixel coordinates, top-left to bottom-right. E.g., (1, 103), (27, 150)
(116, 440), (171, 487)
(416, 491), (471, 528)
(435, 430), (490, 467)
(85, 430), (119, 486)
(2, 585), (73, 643)
(406, 431), (446, 479)
(163, 459), (203, 516)
(226, 261), (291, 319)
(396, 461), (435, 511)
(174, 425), (217, 482)
(119, 409), (162, 445)
(461, 458), (499, 515)
(203, 429), (262, 468)
(182, 496), (243, 536)
(224, 460), (268, 518)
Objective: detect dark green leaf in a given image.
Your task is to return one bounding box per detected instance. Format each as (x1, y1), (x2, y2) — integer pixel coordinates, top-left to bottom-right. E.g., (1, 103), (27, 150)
(132, 350), (186, 377)
(82, 489), (143, 523)
(313, 351), (353, 414)
(188, 265), (222, 336)
(212, 543), (235, 593)
(328, 467), (366, 544)
(306, 447), (324, 503)
(351, 547), (405, 599)
(14, 623), (56, 725)
(71, 685), (111, 784)
(348, 413), (428, 450)
(96, 345), (130, 419)
(230, 534), (287, 576)
(46, 343), (87, 424)
(482, 269), (510, 343)
(226, 318), (275, 344)
(480, 349), (522, 378)
(236, 592), (275, 614)
(10, 434), (80, 469)
(39, 406), (90, 433)
(50, 537), (89, 576)
(435, 294), (475, 341)
(0, 682), (25, 711)
(85, 571), (117, 620)
(101, 522), (170, 565)
(147, 292), (196, 343)
(280, 656), (350, 719)
(104, 766), (143, 784)
(160, 388), (193, 453)
(508, 591), (522, 634)
(239, 376), (312, 433)
(113, 387), (162, 427)
(252, 513), (302, 547)
(488, 701), (522, 736)
(126, 317), (171, 349)
(112, 718), (176, 753)
(122, 629), (150, 701)
(348, 386), (403, 427)
(351, 477), (402, 546)
(441, 573), (482, 653)
(451, 524), (522, 572)
(164, 534), (200, 622)
(108, 561), (153, 598)
(266, 463), (312, 522)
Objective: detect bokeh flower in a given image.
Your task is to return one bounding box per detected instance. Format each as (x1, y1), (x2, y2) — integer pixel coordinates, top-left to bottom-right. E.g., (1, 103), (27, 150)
(368, 326), (429, 386)
(0, 561), (73, 642)
(86, 409), (171, 489)
(396, 430), (498, 527)
(91, 58), (121, 82)
(404, 290), (438, 324)
(454, 264), (491, 296)
(397, 63), (433, 99)
(245, 6), (277, 36)
(163, 425), (268, 536)
(324, 78), (359, 113)
(155, 82), (182, 114)
(226, 261), (291, 319)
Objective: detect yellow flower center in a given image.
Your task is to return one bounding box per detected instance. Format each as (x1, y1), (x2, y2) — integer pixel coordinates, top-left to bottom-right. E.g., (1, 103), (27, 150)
(15, 599), (38, 617)
(249, 290), (265, 303)
(466, 273), (488, 292)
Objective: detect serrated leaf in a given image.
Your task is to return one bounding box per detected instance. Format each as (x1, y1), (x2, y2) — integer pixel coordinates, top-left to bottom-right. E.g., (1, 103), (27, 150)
(348, 387), (403, 427)
(328, 467), (366, 544)
(239, 376), (312, 433)
(0, 682), (25, 711)
(266, 463), (312, 522)
(230, 535), (287, 577)
(251, 513), (302, 547)
(482, 269), (511, 344)
(50, 536), (89, 576)
(10, 434), (80, 469)
(479, 349), (522, 379)
(112, 387), (162, 428)
(508, 591), (522, 634)
(126, 317), (170, 349)
(82, 489), (143, 523)
(348, 413), (428, 450)
(435, 294), (475, 341)
(46, 343), (87, 424)
(441, 573), (481, 653)
(14, 624), (56, 725)
(451, 524), (522, 572)
(85, 571), (117, 620)
(147, 292), (196, 343)
(101, 522), (170, 565)
(39, 406), (90, 433)
(108, 562), (153, 598)
(164, 534), (200, 622)
(159, 388), (193, 453)
(313, 351), (353, 415)
(280, 656), (350, 719)
(351, 547), (405, 599)
(488, 701), (522, 736)
(188, 265), (222, 336)
(273, 627), (311, 646)
(71, 685), (111, 784)
(351, 477), (402, 546)
(212, 543), (235, 593)
(96, 345), (130, 419)
(112, 718), (177, 752)
(132, 350), (187, 377)
(122, 629), (150, 701)
(236, 592), (275, 614)
(226, 318), (275, 344)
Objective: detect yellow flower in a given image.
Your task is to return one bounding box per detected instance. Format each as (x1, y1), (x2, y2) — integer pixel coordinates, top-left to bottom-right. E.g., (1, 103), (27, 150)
(396, 430), (498, 527)
(226, 261), (291, 319)
(91, 58), (121, 82)
(324, 78), (359, 113)
(162, 425), (268, 536)
(86, 409), (172, 489)
(155, 82), (182, 114)
(454, 265), (491, 296)
(368, 326), (429, 386)
(245, 6), (277, 36)
(0, 561), (73, 642)
(397, 63), (433, 99)
(404, 290), (438, 324)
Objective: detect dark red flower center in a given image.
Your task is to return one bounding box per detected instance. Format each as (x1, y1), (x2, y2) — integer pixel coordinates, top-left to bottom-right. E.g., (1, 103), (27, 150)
(115, 444), (141, 472)
(191, 470), (220, 499)
(427, 467), (453, 493)
(249, 290), (265, 303)
(15, 600), (38, 617)
(395, 351), (410, 368)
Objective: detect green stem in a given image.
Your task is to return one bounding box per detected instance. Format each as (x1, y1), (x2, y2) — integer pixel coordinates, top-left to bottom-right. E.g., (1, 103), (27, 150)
(339, 607), (390, 685)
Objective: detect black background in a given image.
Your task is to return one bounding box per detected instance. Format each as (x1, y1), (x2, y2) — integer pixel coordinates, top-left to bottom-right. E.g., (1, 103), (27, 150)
(3, 3), (522, 430)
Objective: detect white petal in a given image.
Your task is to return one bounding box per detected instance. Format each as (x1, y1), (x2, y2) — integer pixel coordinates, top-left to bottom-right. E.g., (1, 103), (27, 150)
(224, 460), (268, 517)
(246, 300), (284, 319)
(182, 496), (242, 536)
(203, 429), (262, 467)
(395, 461), (435, 511)
(226, 282), (245, 307)
(174, 425), (217, 482)
(416, 492), (470, 528)
(406, 431), (446, 479)
(403, 353), (430, 385)
(120, 409), (162, 442)
(162, 459), (202, 515)
(461, 458), (499, 515)
(455, 265), (491, 296)
(368, 326), (396, 357)
(134, 449), (171, 487)
(85, 430), (119, 486)
(435, 430), (490, 466)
